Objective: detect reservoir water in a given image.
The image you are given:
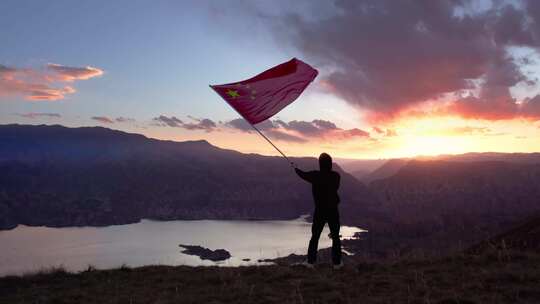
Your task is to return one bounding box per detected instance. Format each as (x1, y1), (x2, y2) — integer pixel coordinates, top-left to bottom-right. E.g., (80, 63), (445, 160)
(0, 218), (362, 276)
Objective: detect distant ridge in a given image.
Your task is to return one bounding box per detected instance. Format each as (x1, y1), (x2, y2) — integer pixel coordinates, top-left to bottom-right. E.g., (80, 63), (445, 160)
(0, 124), (218, 163)
(436, 152), (540, 164)
(361, 158), (410, 184)
(339, 152), (540, 184)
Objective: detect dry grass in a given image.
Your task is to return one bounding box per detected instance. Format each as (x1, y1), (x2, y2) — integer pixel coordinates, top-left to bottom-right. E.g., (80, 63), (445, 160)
(1, 250), (539, 304)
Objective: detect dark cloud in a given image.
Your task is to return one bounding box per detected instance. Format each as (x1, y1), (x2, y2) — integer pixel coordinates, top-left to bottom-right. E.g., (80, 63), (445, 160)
(153, 115), (217, 132)
(92, 116), (114, 124)
(339, 128), (370, 139)
(153, 115), (184, 127)
(269, 0), (540, 121)
(225, 118), (369, 142)
(257, 119), (308, 142)
(264, 129), (307, 143)
(312, 119), (338, 130)
(279, 119), (369, 139)
(226, 118), (275, 132)
(225, 118), (252, 131)
(0, 65), (15, 74)
(521, 95), (540, 118)
(446, 55), (528, 120)
(16, 112), (61, 119)
(115, 117), (136, 123)
(447, 58), (540, 121)
(182, 118), (217, 132)
(286, 120), (322, 136)
(225, 118), (306, 143)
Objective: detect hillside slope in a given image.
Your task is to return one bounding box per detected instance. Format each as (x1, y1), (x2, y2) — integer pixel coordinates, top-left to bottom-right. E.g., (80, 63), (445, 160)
(1, 249), (539, 304)
(367, 160), (540, 251)
(468, 214), (540, 253)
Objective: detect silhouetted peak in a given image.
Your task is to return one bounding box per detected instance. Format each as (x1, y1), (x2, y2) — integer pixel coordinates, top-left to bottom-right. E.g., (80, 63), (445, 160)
(182, 139), (212, 146)
(0, 124), (221, 163)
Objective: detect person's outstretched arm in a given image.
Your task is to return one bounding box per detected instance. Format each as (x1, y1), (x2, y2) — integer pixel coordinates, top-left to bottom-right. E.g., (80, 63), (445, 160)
(295, 167), (315, 183)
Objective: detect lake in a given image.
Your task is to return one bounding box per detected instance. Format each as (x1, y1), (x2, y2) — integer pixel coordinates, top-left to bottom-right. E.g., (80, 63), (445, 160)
(0, 217), (363, 276)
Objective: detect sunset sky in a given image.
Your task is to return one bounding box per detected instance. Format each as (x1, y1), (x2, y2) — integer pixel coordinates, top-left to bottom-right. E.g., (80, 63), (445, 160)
(2, 0), (540, 159)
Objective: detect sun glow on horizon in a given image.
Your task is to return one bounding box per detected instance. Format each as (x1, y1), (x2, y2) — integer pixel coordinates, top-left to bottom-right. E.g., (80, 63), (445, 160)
(134, 113), (540, 160)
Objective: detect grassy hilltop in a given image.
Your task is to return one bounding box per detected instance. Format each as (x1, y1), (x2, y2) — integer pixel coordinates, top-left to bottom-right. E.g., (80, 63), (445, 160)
(1, 249), (540, 304)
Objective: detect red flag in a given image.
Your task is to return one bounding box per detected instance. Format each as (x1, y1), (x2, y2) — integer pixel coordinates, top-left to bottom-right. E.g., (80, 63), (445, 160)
(210, 58), (318, 124)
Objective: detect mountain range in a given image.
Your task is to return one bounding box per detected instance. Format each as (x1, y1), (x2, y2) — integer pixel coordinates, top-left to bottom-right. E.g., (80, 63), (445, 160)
(2, 124), (540, 256)
(0, 124), (378, 230)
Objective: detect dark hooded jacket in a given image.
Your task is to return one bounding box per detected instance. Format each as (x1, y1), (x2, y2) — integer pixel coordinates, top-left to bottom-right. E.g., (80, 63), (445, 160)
(295, 154), (341, 209)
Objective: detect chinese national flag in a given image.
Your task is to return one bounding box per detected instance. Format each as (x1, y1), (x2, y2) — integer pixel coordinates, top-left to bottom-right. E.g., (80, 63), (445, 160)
(210, 58), (318, 124)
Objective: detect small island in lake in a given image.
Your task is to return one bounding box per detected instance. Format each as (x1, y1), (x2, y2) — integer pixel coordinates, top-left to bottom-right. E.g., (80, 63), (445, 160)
(179, 245), (231, 262)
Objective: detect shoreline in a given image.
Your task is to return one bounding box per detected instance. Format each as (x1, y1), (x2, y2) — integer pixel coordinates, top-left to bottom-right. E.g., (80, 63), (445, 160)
(0, 217), (364, 276)
(0, 214), (326, 231)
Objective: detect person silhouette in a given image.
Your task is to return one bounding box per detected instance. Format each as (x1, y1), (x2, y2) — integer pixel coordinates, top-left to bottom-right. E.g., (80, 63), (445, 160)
(293, 153), (343, 269)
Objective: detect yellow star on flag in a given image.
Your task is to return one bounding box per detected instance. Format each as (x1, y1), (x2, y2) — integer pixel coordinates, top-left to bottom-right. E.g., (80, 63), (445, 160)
(226, 89), (240, 98)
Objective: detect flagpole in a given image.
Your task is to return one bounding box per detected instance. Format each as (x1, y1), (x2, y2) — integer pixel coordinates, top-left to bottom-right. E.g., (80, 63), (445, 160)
(247, 123), (294, 167)
(208, 85), (294, 167)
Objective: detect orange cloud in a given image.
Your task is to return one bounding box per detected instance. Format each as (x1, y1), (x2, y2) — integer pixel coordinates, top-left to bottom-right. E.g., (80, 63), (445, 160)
(413, 94), (540, 122)
(366, 93), (540, 124)
(385, 129), (398, 137)
(0, 63), (103, 101)
(27, 85), (76, 101)
(46, 64), (104, 82)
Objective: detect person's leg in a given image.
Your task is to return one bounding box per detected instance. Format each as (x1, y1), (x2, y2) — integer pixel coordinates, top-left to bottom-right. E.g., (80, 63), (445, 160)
(307, 212), (325, 264)
(328, 208), (342, 265)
